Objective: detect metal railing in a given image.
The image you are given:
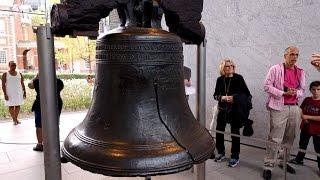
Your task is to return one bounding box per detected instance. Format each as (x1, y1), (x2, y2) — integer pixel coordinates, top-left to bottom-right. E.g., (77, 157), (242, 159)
(208, 128), (320, 180)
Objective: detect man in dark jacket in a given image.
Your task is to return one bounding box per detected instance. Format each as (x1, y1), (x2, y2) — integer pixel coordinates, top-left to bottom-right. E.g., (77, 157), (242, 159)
(28, 74), (64, 151)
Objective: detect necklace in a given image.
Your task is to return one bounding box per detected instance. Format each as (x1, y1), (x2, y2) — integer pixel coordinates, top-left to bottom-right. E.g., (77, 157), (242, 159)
(224, 76), (232, 96)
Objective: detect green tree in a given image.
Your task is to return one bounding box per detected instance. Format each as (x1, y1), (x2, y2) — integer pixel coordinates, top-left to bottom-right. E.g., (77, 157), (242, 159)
(29, 0), (97, 72)
(55, 37), (96, 73)
(30, 10), (46, 40)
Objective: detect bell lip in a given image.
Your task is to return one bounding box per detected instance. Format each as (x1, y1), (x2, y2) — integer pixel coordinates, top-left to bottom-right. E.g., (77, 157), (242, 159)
(61, 128), (196, 177)
(61, 145), (194, 177)
(192, 147), (215, 164)
(72, 129), (182, 150)
(61, 136), (214, 177)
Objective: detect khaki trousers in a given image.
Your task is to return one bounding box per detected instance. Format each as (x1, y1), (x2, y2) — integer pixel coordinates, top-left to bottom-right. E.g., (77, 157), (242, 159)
(264, 105), (300, 170)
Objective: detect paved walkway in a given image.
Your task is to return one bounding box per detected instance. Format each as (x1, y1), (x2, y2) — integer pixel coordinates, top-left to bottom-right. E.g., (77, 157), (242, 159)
(0, 111), (319, 180)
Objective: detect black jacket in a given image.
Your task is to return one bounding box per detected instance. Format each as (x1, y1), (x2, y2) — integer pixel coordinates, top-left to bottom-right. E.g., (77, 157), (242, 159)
(213, 73), (252, 128)
(31, 78), (64, 113)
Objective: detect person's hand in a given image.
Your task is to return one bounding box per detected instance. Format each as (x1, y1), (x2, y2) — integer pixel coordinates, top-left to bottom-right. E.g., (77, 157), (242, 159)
(311, 53), (320, 70)
(284, 88), (297, 96)
(184, 79), (191, 87)
(221, 96), (228, 102)
(301, 115), (307, 120)
(289, 88), (297, 96)
(301, 112), (311, 121)
(226, 96), (233, 103)
(4, 94), (8, 101)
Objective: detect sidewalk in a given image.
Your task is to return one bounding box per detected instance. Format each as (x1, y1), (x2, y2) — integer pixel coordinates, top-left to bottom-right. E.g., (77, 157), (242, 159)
(0, 111), (319, 180)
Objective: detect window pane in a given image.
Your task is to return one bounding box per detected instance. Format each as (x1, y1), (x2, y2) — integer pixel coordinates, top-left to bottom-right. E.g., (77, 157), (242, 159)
(0, 50), (7, 63)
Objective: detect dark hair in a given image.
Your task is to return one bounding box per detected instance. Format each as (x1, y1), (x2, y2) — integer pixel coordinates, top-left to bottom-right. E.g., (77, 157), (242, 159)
(309, 81), (320, 90)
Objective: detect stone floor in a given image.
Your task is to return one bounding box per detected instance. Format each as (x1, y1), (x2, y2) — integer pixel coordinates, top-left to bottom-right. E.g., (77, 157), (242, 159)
(0, 111), (319, 180)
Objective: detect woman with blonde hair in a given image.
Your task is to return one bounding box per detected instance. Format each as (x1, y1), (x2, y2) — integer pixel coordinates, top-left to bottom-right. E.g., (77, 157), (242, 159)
(213, 58), (251, 167)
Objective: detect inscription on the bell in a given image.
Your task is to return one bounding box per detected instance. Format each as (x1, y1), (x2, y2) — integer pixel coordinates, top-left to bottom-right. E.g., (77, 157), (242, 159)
(96, 52), (183, 64)
(118, 66), (148, 95)
(157, 66), (182, 91)
(96, 43), (183, 52)
(140, 65), (182, 91)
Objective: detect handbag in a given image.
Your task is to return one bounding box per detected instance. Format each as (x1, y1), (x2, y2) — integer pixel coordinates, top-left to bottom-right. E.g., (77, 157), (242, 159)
(242, 119), (254, 136)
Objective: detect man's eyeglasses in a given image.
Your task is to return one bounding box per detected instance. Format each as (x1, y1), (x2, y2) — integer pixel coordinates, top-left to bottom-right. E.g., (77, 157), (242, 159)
(289, 53), (299, 57)
(10, 64), (16, 67)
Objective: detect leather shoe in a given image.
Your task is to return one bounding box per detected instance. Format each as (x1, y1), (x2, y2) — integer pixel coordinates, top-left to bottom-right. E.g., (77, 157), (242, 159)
(33, 144), (43, 152)
(263, 169), (271, 180)
(278, 163), (295, 174)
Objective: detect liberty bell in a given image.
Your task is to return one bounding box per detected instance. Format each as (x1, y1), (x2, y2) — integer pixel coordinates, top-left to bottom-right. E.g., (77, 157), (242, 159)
(52, 0), (215, 177)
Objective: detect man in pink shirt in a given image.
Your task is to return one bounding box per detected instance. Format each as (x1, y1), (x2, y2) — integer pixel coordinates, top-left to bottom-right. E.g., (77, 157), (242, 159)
(262, 46), (305, 180)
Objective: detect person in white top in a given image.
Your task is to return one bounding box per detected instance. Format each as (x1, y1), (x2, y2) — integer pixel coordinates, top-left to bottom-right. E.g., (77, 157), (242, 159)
(1, 61), (26, 125)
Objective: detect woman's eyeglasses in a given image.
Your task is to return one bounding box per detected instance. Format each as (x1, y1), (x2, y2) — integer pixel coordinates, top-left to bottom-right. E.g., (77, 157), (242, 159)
(224, 65), (234, 68)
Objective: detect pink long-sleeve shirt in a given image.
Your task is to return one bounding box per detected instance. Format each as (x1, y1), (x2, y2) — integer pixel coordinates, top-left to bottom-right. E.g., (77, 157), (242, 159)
(264, 63), (305, 111)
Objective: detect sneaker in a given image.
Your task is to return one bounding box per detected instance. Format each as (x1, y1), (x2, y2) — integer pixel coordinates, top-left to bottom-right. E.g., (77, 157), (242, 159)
(13, 121), (21, 125)
(278, 163), (296, 174)
(263, 169), (272, 180)
(214, 154), (226, 162)
(228, 158), (239, 167)
(33, 144), (43, 152)
(289, 158), (304, 165)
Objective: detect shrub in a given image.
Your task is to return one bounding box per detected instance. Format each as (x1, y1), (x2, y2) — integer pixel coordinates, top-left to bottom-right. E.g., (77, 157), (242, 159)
(57, 74), (95, 80)
(0, 79), (92, 118)
(0, 73), (95, 80)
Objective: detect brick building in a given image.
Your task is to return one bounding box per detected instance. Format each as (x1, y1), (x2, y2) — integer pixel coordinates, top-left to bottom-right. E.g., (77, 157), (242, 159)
(0, 0), (16, 71)
(0, 0), (65, 73)
(0, 0), (35, 72)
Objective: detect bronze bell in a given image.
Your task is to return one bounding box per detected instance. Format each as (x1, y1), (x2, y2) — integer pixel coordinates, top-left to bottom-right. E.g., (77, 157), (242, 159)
(62, 27), (215, 177)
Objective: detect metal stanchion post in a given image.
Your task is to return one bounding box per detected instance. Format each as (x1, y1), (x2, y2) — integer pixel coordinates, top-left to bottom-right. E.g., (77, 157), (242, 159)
(194, 40), (207, 180)
(284, 147), (287, 180)
(35, 24), (62, 180)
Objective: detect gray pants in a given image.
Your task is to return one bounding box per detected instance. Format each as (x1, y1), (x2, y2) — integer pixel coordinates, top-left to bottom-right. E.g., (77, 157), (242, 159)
(264, 105), (300, 170)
